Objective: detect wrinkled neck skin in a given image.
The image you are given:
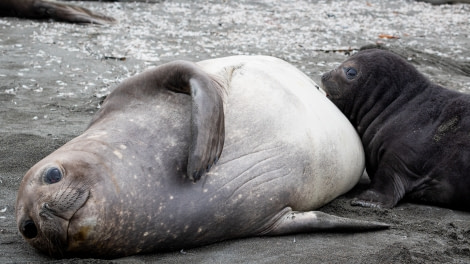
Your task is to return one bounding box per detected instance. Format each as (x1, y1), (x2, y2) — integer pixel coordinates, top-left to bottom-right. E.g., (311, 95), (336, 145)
(345, 72), (428, 140)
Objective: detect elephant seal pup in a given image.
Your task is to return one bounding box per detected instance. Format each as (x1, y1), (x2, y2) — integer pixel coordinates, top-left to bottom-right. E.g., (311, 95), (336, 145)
(16, 56), (387, 258)
(321, 49), (470, 211)
(0, 0), (116, 24)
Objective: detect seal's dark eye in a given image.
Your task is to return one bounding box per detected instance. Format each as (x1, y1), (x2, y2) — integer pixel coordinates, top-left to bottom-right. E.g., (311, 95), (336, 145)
(344, 67), (357, 80)
(44, 168), (62, 184)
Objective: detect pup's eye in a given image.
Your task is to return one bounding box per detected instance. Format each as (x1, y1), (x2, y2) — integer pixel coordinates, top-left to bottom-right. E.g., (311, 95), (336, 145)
(344, 67), (357, 80)
(43, 168), (62, 184)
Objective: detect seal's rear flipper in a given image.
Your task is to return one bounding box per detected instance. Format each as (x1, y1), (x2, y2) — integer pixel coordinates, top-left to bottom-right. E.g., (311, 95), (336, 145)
(258, 208), (389, 236)
(32, 1), (116, 24)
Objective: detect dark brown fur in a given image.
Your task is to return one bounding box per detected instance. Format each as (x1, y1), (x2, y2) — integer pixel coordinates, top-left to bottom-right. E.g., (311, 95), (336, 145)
(321, 49), (470, 211)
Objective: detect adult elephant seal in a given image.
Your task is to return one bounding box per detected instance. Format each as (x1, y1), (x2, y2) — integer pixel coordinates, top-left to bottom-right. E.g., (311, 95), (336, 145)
(16, 56), (387, 258)
(321, 49), (470, 211)
(0, 0), (116, 24)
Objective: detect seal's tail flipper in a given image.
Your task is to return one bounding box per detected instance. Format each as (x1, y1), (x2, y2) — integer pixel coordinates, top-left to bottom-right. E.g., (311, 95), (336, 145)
(258, 208), (389, 236)
(34, 1), (116, 24)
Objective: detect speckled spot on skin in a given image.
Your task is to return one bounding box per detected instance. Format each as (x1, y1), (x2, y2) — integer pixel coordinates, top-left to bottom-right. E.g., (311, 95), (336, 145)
(209, 195), (217, 202)
(143, 232), (149, 236)
(197, 227), (203, 233)
(119, 144), (127, 150)
(169, 195), (174, 200)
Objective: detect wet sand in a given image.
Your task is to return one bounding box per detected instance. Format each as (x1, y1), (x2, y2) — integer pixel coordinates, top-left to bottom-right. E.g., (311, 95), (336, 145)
(1, 1), (469, 263)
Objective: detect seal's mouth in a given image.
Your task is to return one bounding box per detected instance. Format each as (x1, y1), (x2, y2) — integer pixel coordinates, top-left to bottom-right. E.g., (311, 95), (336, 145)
(65, 191), (103, 256)
(18, 189), (91, 258)
(65, 190), (90, 237)
(48, 194), (90, 258)
(320, 71), (336, 98)
(46, 189), (91, 258)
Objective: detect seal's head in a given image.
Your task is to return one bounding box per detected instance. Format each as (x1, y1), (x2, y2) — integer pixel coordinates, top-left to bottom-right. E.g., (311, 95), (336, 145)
(15, 149), (105, 257)
(320, 52), (363, 112)
(321, 49), (427, 129)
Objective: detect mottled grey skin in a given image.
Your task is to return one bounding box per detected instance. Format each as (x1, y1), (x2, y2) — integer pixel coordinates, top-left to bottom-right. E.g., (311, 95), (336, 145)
(0, 0), (116, 24)
(321, 49), (470, 211)
(16, 56), (386, 259)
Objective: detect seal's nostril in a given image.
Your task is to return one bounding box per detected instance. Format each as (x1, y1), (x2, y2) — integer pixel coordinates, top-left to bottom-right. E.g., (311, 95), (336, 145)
(22, 220), (38, 239)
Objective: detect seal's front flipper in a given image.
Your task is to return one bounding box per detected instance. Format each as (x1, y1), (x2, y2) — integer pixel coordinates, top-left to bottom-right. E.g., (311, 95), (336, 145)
(186, 78), (225, 182)
(158, 61), (225, 182)
(33, 0), (116, 24)
(352, 156), (409, 209)
(351, 189), (394, 209)
(258, 208), (389, 236)
(95, 60), (225, 181)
